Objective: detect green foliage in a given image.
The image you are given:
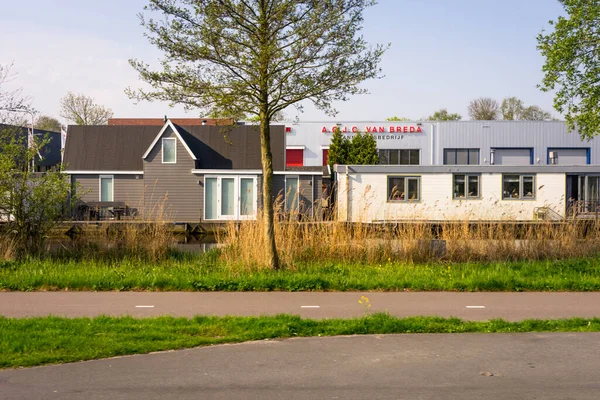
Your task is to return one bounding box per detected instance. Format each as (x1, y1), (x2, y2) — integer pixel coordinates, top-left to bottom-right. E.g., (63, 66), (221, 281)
(501, 97), (552, 121)
(538, 0), (600, 139)
(2, 314), (600, 368)
(34, 115), (63, 132)
(326, 128), (378, 167)
(0, 126), (77, 256)
(386, 116), (411, 121)
(428, 109), (461, 121)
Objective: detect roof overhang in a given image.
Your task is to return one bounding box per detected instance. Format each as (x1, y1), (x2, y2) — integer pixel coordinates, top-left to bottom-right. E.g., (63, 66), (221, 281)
(64, 171), (144, 175)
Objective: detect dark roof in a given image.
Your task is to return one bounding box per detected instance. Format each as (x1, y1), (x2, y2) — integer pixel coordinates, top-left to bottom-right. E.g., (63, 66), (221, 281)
(175, 124), (285, 170)
(63, 123), (286, 172)
(0, 124), (61, 168)
(63, 125), (158, 171)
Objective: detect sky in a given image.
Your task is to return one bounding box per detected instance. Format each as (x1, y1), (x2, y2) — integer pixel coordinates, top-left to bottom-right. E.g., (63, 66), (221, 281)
(0, 0), (566, 125)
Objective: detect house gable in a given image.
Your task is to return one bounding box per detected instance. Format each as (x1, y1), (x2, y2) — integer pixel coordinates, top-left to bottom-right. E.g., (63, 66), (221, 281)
(142, 120), (197, 161)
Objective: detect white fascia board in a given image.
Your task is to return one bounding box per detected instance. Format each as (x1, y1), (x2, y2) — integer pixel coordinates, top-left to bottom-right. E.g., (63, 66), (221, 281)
(286, 145), (306, 150)
(191, 169), (323, 176)
(192, 169), (262, 175)
(64, 171), (144, 175)
(142, 120), (197, 160)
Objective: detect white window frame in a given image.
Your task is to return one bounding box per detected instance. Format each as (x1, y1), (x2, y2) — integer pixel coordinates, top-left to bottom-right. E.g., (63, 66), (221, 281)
(285, 175), (300, 212)
(204, 175), (258, 221)
(162, 137), (177, 164)
(99, 175), (114, 202)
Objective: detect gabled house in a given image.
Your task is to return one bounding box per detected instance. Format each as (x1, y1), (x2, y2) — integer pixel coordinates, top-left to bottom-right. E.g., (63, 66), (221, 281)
(63, 120), (324, 222)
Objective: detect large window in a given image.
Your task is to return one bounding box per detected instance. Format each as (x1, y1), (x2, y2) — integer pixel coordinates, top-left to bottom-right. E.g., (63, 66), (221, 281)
(444, 149), (479, 165)
(162, 138), (176, 163)
(502, 174), (535, 200)
(378, 149), (420, 165)
(387, 176), (420, 202)
(99, 175), (113, 202)
(453, 174), (480, 199)
(204, 176), (257, 220)
(285, 176), (299, 211)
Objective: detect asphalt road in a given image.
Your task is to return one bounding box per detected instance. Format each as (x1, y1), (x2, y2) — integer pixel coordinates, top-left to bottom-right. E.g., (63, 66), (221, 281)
(1, 292), (600, 320)
(2, 333), (600, 400)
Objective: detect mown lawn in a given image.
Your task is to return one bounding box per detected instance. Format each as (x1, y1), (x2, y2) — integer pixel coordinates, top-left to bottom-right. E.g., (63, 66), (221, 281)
(1, 251), (600, 292)
(2, 314), (600, 369)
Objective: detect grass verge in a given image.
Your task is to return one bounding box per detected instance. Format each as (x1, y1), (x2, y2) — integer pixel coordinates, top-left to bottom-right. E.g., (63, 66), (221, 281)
(2, 314), (600, 369)
(2, 253), (600, 291)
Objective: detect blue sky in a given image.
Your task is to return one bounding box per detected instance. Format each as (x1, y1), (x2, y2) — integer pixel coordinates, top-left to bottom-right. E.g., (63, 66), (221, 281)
(0, 0), (565, 124)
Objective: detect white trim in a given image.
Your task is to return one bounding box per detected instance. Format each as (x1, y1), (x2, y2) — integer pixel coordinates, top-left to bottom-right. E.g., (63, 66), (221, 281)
(65, 171), (144, 175)
(284, 175), (300, 212)
(275, 171), (323, 176)
(142, 120), (197, 160)
(162, 137), (177, 164)
(99, 175), (114, 202)
(286, 145), (306, 150)
(320, 145), (330, 149)
(204, 175), (258, 221)
(191, 169), (323, 176)
(192, 169), (262, 175)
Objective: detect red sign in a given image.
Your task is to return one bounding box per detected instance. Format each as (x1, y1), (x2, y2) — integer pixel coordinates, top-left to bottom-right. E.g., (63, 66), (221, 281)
(322, 125), (422, 134)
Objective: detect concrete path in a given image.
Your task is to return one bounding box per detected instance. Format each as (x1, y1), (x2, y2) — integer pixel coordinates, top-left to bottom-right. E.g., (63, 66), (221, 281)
(2, 292), (600, 320)
(2, 333), (600, 399)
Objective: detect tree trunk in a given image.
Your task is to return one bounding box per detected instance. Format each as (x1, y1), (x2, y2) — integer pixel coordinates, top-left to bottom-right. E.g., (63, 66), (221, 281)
(259, 114), (280, 270)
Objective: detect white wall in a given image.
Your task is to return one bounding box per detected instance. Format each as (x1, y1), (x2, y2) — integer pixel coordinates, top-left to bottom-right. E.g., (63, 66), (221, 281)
(337, 172), (566, 222)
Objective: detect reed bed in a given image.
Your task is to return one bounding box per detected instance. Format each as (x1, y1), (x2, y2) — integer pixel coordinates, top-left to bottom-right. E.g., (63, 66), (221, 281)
(219, 212), (600, 269)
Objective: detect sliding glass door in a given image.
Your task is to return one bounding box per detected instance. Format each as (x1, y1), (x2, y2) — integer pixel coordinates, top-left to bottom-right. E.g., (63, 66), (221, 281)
(204, 175), (257, 220)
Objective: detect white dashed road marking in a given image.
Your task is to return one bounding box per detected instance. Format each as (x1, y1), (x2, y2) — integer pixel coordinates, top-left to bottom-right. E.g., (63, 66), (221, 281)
(301, 306), (321, 309)
(135, 305), (155, 308)
(466, 306), (486, 309)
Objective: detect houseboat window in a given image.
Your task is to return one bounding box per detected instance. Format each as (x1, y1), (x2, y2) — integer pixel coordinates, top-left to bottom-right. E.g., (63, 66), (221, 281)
(204, 176), (257, 220)
(444, 149), (480, 165)
(205, 178), (218, 220)
(99, 175), (113, 202)
(240, 178), (255, 215)
(378, 149), (420, 165)
(221, 178), (235, 216)
(162, 138), (176, 163)
(285, 176), (299, 211)
(453, 174), (480, 199)
(502, 174), (535, 200)
(388, 176), (420, 201)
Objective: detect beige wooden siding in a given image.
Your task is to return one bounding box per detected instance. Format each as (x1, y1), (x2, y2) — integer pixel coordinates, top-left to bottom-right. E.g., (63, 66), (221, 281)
(143, 128), (201, 222)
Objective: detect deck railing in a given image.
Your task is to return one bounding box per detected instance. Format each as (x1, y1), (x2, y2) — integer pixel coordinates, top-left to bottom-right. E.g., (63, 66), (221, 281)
(566, 200), (600, 219)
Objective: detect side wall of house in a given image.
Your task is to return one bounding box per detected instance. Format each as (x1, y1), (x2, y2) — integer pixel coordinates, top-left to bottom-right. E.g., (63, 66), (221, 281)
(144, 128), (201, 221)
(337, 172), (566, 222)
(71, 174), (145, 207)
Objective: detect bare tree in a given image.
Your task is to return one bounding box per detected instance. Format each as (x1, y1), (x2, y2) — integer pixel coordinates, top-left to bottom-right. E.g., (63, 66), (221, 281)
(500, 97), (525, 120)
(0, 63), (33, 124)
(60, 92), (113, 125)
(521, 105), (552, 121)
(468, 97), (499, 120)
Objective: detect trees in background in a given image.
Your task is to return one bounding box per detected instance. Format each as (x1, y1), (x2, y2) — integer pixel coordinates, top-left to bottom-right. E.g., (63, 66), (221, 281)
(538, 0), (600, 139)
(327, 128), (378, 170)
(428, 109), (462, 121)
(386, 116), (411, 121)
(468, 97), (499, 120)
(501, 96), (552, 121)
(35, 115), (63, 132)
(128, 0), (386, 270)
(60, 92), (113, 125)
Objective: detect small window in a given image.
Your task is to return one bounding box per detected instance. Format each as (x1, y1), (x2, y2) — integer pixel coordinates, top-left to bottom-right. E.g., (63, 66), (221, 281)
(99, 175), (114, 202)
(388, 176), (420, 202)
(378, 149), (420, 165)
(444, 149), (479, 165)
(285, 176), (299, 211)
(286, 149), (304, 167)
(453, 174), (480, 199)
(162, 138), (176, 163)
(502, 174), (535, 200)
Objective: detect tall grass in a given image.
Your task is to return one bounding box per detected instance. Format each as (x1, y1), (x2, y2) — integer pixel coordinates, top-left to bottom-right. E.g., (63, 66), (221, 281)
(219, 212), (600, 269)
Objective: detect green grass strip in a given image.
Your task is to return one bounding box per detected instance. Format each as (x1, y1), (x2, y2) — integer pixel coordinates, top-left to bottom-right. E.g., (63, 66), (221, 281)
(2, 314), (600, 369)
(2, 255), (600, 291)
